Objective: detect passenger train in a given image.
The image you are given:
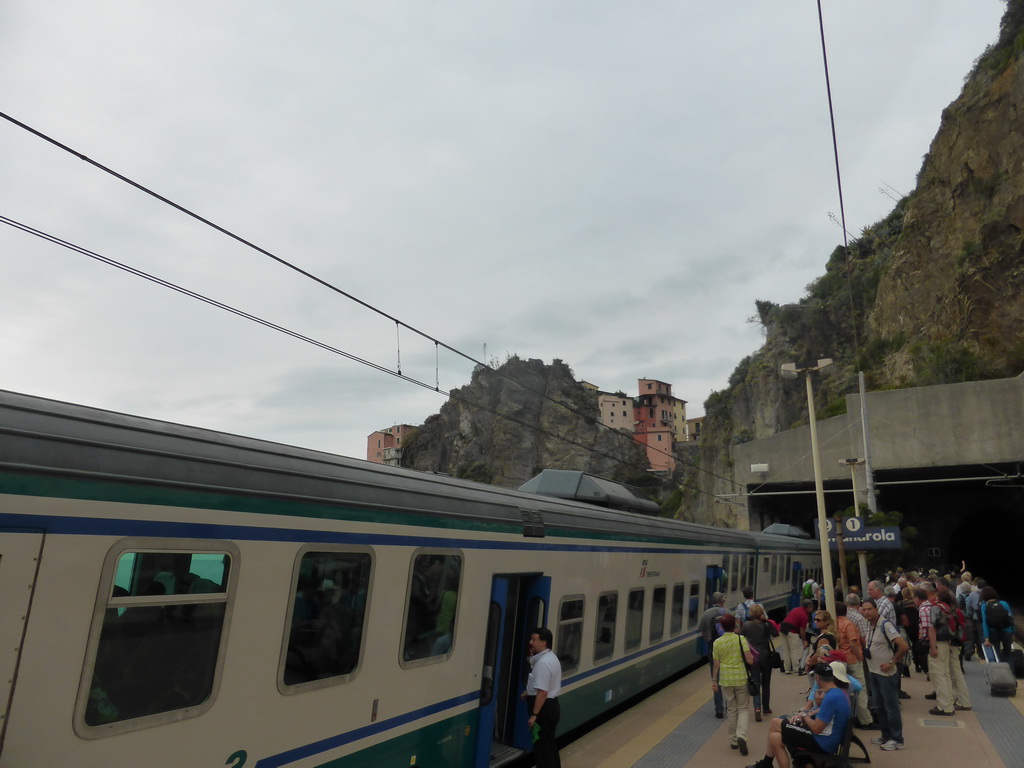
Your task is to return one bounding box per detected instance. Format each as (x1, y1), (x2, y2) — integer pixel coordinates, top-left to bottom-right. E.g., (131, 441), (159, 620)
(0, 389), (821, 767)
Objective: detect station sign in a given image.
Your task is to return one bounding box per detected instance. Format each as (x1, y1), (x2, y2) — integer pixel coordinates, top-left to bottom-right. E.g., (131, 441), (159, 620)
(812, 517), (902, 551)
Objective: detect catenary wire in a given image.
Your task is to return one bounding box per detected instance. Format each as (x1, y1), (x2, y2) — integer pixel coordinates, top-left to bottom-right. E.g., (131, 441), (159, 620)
(0, 213), (736, 502)
(0, 111), (741, 490)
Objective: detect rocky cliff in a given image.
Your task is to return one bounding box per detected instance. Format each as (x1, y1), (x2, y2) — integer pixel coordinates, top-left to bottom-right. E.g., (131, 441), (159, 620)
(400, 4), (1024, 525)
(686, 1), (1024, 525)
(401, 357), (650, 488)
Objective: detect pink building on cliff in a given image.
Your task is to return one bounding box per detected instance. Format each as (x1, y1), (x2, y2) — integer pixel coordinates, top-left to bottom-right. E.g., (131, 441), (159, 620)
(366, 424), (415, 466)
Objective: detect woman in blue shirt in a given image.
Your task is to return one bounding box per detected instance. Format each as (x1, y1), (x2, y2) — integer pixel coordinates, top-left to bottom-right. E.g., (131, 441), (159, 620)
(979, 585), (1014, 663)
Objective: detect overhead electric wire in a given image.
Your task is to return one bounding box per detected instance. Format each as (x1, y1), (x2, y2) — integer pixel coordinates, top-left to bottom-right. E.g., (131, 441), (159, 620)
(0, 110), (742, 491)
(815, 2), (861, 360)
(0, 213), (735, 502)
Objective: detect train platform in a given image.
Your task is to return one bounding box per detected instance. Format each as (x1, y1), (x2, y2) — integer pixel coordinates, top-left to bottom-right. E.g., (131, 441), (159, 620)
(560, 654), (1024, 768)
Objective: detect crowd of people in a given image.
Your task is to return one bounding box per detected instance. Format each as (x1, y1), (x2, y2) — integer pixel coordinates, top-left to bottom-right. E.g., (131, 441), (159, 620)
(698, 563), (1018, 768)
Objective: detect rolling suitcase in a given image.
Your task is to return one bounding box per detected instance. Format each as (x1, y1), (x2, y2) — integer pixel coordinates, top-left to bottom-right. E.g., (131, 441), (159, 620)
(1010, 648), (1024, 678)
(983, 644), (1017, 696)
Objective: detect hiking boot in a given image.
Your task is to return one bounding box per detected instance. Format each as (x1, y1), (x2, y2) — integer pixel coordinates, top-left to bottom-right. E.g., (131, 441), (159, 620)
(738, 737), (748, 755)
(880, 740), (905, 751)
(925, 692), (937, 700)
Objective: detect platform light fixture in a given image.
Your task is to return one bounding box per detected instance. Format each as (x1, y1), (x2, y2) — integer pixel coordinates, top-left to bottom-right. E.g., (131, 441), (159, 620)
(781, 358), (835, 618)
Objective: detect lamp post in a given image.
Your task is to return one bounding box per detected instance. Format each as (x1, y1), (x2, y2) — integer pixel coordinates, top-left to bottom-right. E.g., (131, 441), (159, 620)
(781, 358), (836, 619)
(839, 457), (869, 594)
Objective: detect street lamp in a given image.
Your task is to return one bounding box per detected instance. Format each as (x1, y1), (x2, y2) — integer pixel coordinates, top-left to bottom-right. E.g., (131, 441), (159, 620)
(839, 457), (869, 595)
(781, 358), (836, 619)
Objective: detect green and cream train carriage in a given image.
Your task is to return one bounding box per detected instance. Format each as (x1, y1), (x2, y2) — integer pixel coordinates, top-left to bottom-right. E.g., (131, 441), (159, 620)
(0, 390), (820, 768)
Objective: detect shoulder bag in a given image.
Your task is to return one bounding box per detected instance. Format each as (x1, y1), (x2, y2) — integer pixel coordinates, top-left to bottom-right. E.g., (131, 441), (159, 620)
(738, 635), (759, 696)
(767, 630), (784, 670)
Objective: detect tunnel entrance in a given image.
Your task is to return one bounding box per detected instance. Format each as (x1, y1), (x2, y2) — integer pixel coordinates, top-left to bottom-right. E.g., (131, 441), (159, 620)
(945, 496), (1024, 604)
(748, 464), (1023, 602)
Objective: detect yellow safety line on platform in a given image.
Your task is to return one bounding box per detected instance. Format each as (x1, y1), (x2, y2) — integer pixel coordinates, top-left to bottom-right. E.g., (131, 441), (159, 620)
(593, 686), (712, 768)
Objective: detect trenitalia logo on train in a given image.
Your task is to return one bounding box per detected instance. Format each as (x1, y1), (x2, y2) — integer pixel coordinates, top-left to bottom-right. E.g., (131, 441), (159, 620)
(639, 559), (661, 578)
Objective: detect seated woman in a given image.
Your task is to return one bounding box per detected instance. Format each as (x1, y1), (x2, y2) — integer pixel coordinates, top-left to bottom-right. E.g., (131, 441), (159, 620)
(805, 610), (837, 673)
(745, 663), (851, 768)
(801, 651), (862, 709)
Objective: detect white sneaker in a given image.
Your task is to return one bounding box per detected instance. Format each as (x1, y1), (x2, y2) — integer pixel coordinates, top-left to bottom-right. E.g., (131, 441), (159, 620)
(881, 740), (905, 751)
(870, 736), (887, 745)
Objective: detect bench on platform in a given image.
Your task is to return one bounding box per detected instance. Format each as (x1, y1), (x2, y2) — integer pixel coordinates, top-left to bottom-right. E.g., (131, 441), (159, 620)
(790, 693), (870, 768)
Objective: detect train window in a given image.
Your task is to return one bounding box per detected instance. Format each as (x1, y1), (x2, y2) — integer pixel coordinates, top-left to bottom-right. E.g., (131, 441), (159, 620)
(281, 548), (373, 690)
(76, 540), (238, 737)
(687, 580), (700, 630)
(401, 551), (463, 666)
(670, 583), (685, 636)
(730, 556), (740, 593)
(594, 592), (618, 662)
(740, 556), (748, 590)
(747, 556), (756, 589)
(625, 588), (644, 652)
(557, 597), (584, 674)
(649, 586), (666, 643)
(528, 596), (547, 630)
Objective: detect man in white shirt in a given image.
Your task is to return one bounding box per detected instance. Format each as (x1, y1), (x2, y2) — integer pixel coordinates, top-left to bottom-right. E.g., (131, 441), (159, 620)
(526, 627), (562, 768)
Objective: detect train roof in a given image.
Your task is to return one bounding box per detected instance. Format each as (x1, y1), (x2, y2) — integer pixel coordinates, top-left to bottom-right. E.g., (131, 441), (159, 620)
(518, 470), (661, 515)
(0, 389), (818, 553)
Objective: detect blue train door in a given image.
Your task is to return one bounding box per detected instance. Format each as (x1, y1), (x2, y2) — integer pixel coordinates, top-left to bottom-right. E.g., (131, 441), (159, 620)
(705, 564), (724, 608)
(475, 573), (550, 768)
(790, 561), (804, 610)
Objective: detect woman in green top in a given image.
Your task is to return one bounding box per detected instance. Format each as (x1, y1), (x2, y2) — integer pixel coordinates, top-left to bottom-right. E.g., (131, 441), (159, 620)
(711, 613), (755, 755)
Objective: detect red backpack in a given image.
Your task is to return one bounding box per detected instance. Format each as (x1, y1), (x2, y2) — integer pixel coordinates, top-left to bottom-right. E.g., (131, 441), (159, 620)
(933, 601), (968, 645)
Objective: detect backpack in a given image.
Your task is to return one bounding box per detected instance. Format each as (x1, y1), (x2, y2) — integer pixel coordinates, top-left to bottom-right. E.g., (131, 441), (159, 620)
(714, 609), (726, 637)
(803, 581), (814, 599)
(986, 600), (1012, 631)
(933, 601), (967, 645)
(735, 601), (750, 624)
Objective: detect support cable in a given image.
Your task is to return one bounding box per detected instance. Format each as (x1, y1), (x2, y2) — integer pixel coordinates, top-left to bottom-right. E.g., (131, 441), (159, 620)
(0, 213), (737, 501)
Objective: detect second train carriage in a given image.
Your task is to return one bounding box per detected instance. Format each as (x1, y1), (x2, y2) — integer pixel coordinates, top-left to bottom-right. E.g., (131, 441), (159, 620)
(0, 390), (820, 767)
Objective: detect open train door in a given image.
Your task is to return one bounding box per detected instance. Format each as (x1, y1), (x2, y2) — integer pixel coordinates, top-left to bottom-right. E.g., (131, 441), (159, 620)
(789, 561), (804, 611)
(0, 529), (44, 755)
(475, 573), (550, 768)
(698, 564), (725, 655)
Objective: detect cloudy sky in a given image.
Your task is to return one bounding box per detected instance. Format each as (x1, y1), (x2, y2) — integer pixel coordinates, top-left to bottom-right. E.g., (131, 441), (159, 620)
(0, 1), (1005, 459)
